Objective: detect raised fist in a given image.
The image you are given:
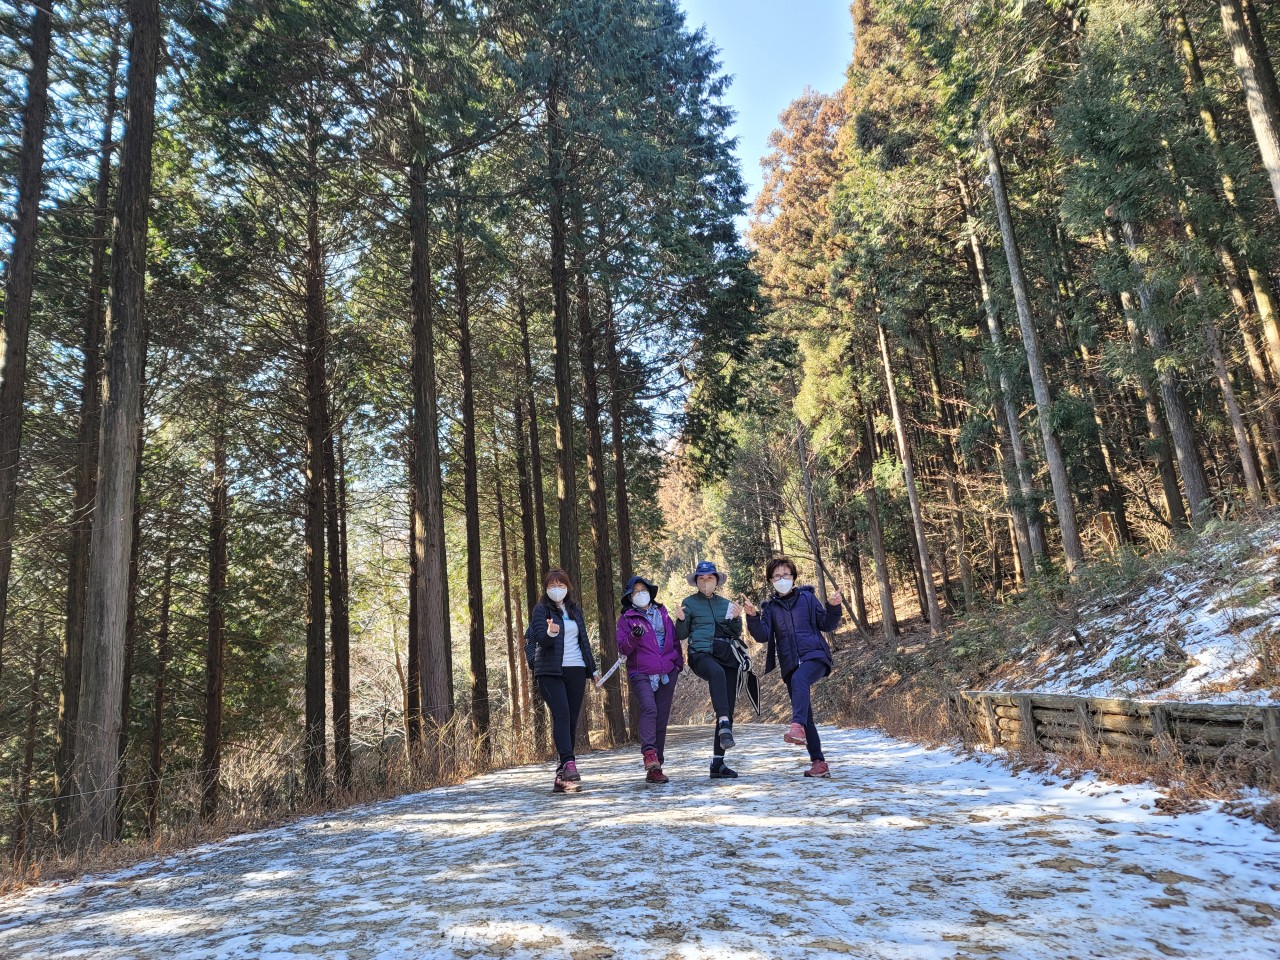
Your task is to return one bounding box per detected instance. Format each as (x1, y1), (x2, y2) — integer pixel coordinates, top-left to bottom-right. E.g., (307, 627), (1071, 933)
(744, 599), (759, 617)
(547, 617), (560, 636)
(829, 590), (844, 607)
(674, 605), (686, 622)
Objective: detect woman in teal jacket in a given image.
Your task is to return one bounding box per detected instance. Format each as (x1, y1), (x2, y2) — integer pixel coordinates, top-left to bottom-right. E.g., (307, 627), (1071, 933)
(676, 560), (744, 779)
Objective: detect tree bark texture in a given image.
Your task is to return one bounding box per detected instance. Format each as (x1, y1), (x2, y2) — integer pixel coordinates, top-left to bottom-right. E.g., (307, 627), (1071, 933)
(0, 0), (55, 682)
(983, 127), (1084, 571)
(70, 0), (161, 849)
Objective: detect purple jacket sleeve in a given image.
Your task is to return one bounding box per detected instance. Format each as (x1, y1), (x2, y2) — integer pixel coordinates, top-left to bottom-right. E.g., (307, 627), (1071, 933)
(660, 607), (683, 672)
(617, 615), (635, 657)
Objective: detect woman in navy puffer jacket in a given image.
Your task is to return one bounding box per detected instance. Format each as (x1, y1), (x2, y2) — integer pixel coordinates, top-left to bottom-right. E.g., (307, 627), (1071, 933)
(746, 556), (843, 778)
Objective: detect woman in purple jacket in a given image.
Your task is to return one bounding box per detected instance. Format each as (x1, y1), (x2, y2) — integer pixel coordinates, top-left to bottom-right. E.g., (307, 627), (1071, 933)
(745, 556), (844, 778)
(616, 575), (684, 784)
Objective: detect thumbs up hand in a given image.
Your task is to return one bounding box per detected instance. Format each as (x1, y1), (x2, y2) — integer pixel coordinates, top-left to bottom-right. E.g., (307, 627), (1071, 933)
(547, 617), (560, 637)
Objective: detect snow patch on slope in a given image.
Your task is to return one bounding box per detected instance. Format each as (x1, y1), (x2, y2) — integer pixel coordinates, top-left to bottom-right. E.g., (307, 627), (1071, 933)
(989, 519), (1280, 704)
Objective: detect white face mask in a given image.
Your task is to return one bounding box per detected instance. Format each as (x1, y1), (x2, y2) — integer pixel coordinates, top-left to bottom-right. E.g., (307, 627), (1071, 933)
(633, 591), (651, 608)
(774, 578), (794, 596)
(547, 586), (568, 603)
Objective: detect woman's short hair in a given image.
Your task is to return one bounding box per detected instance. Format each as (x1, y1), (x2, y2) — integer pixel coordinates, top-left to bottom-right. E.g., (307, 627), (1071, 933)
(766, 556), (798, 581)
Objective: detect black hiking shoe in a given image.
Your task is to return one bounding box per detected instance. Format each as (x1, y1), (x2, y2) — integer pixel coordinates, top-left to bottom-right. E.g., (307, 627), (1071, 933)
(717, 721), (735, 751)
(710, 762), (738, 779)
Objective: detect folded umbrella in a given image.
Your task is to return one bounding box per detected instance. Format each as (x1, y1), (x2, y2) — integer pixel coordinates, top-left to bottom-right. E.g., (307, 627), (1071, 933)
(728, 638), (762, 719)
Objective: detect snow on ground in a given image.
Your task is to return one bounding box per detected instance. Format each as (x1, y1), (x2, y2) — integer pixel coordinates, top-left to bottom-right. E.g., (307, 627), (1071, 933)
(3, 724), (1280, 959)
(990, 520), (1280, 704)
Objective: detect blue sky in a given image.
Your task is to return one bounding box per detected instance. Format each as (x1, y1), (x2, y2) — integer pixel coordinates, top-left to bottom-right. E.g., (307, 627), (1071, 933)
(679, 1), (854, 216)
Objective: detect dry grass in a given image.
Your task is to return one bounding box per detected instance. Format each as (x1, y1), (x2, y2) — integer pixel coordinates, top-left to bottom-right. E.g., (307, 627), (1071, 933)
(2, 715), (564, 895)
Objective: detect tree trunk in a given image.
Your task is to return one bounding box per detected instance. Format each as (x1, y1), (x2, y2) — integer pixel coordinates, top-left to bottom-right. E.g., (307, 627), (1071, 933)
(302, 168), (328, 799)
(0, 0), (54, 684)
(407, 159), (453, 730)
(1218, 246), (1280, 466)
(923, 319), (975, 607)
(324, 420), (351, 789)
(547, 69), (582, 590)
(604, 305), (634, 584)
(795, 418), (829, 604)
(494, 432), (522, 744)
(1219, 0), (1280, 215)
(599, 296), (640, 757)
(69, 0), (161, 849)
(145, 544), (172, 837)
(1173, 8), (1280, 392)
(1205, 309), (1263, 500)
(454, 216), (490, 757)
(877, 320), (943, 634)
(336, 433), (351, 778)
(1170, 190), (1266, 503)
(200, 419), (228, 820)
(983, 127), (1084, 571)
(518, 289), (550, 579)
(405, 444), (422, 745)
(55, 35), (120, 837)
(513, 399), (548, 752)
(957, 175), (1043, 570)
(575, 266), (624, 744)
(1121, 221), (1213, 523)
(115, 447), (144, 837)
(513, 577), (535, 743)
(859, 404), (897, 640)
(13, 644), (42, 864)
(842, 531), (871, 635)
(1077, 343), (1135, 544)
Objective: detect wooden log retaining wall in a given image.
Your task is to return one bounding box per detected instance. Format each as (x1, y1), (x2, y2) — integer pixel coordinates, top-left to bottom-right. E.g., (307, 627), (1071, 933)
(948, 690), (1280, 783)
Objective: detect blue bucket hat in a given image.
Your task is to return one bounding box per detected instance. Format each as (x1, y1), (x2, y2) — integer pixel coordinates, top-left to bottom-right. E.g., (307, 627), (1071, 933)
(686, 560), (727, 587)
(623, 574), (659, 598)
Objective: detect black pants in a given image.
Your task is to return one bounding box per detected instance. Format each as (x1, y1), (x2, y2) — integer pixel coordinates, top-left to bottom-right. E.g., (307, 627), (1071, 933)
(689, 652), (738, 759)
(538, 667), (587, 766)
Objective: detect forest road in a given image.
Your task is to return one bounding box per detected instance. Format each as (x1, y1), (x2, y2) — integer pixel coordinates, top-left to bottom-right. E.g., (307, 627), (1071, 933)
(3, 724), (1279, 959)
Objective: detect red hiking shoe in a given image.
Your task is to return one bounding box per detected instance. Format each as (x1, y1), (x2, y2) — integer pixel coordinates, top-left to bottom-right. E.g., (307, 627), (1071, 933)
(784, 722), (807, 745)
(803, 760), (831, 778)
(642, 748), (660, 770)
(646, 766), (669, 784)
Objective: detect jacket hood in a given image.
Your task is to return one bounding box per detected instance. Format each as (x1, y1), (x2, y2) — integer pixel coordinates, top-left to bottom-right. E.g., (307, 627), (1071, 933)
(621, 575), (661, 611)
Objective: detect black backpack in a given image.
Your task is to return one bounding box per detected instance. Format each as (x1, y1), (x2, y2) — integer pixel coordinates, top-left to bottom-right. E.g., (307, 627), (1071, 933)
(523, 621), (537, 670)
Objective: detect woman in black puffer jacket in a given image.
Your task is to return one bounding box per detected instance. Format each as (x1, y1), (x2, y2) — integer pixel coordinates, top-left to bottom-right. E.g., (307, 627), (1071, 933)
(528, 567), (600, 792)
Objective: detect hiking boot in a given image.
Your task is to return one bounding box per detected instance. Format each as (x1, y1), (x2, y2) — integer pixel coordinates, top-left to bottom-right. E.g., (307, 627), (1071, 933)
(642, 748), (660, 771)
(553, 774), (567, 793)
(803, 760), (831, 778)
(561, 760), (580, 782)
(784, 722), (807, 745)
(646, 766), (669, 784)
(717, 721), (736, 751)
(709, 762), (738, 779)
